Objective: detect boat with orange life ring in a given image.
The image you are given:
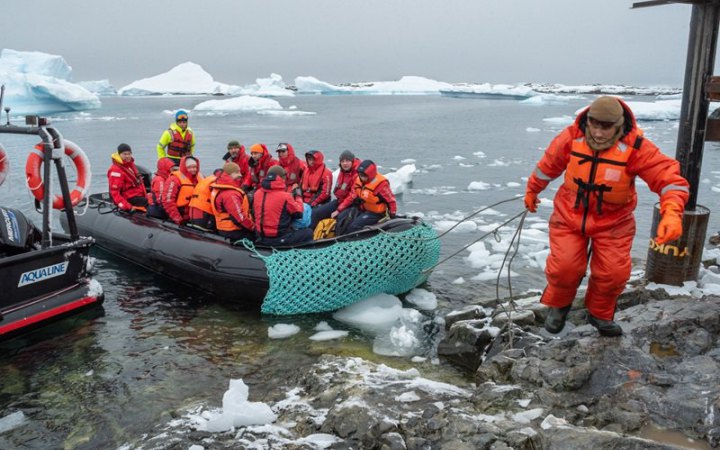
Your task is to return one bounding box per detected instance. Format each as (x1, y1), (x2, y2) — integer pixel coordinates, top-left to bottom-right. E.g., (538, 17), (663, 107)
(25, 139), (91, 210)
(0, 143), (7, 186)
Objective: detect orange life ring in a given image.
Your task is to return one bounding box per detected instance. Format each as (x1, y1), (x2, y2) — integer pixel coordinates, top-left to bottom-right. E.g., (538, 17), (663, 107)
(25, 140), (91, 210)
(0, 143), (7, 186)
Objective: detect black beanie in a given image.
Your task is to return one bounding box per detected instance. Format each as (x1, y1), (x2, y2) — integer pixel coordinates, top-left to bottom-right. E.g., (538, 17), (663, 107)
(339, 150), (355, 162)
(117, 143), (132, 154)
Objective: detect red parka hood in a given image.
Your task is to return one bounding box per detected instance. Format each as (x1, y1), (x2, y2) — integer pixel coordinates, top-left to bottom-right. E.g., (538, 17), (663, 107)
(305, 150), (326, 172)
(155, 157), (177, 178)
(277, 143), (298, 166)
(357, 159), (378, 182)
(178, 155), (200, 181)
(215, 171), (242, 187)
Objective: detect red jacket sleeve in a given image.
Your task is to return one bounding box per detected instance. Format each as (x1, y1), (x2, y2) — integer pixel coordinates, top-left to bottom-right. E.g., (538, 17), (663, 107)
(108, 167), (132, 211)
(286, 193), (305, 218)
(375, 180), (397, 216)
(625, 133), (690, 208)
(337, 185), (358, 212)
(224, 193), (254, 231)
(163, 175), (184, 224)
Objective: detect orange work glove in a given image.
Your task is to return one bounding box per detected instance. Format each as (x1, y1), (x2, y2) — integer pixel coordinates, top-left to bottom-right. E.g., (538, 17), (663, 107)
(655, 202), (683, 244)
(524, 191), (540, 213)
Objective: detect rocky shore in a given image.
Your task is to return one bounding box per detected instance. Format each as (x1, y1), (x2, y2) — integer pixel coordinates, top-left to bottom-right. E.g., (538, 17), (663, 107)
(128, 288), (719, 450)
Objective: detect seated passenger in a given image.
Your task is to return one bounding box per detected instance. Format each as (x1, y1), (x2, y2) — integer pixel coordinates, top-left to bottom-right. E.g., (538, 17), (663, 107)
(331, 160), (397, 234)
(247, 143), (278, 192)
(311, 150), (360, 228)
(164, 155), (202, 225)
(107, 143), (148, 212)
(300, 150), (332, 208)
(188, 168), (223, 230)
(222, 140), (252, 190)
(253, 166), (313, 246)
(147, 157), (176, 219)
(211, 162), (255, 241)
(276, 143), (305, 190)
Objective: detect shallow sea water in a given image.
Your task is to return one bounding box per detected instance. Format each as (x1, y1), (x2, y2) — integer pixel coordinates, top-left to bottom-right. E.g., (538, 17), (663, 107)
(0, 94), (717, 448)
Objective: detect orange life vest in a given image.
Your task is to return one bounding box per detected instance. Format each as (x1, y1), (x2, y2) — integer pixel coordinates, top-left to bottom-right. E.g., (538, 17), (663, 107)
(172, 170), (201, 208)
(188, 175), (217, 214)
(354, 173), (389, 214)
(167, 128), (193, 158)
(210, 183), (249, 232)
(563, 138), (636, 213)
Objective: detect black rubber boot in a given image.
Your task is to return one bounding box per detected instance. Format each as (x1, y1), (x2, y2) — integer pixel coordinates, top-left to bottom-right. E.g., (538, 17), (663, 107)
(588, 315), (623, 337)
(544, 305), (572, 334)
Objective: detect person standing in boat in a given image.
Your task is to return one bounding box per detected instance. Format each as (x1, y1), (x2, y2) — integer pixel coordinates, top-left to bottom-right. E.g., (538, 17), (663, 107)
(247, 143), (278, 192)
(147, 157), (177, 219)
(107, 143), (149, 212)
(311, 150), (360, 229)
(276, 143), (306, 191)
(331, 160), (396, 234)
(222, 140), (252, 190)
(163, 155), (202, 225)
(253, 166), (313, 246)
(156, 110), (195, 163)
(524, 96), (689, 337)
(210, 162), (255, 241)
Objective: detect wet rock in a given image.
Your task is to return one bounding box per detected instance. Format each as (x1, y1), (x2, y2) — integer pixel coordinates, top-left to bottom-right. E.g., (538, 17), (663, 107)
(444, 305), (487, 329)
(436, 319), (495, 372)
(491, 309), (535, 328)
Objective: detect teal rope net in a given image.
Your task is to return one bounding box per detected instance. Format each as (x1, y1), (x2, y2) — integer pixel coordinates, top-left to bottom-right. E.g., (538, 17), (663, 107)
(258, 223), (440, 315)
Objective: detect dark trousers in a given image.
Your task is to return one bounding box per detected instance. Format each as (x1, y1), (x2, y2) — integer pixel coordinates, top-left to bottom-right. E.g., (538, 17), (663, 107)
(147, 204), (167, 220)
(257, 228), (313, 247)
(337, 208), (384, 234)
(310, 199), (338, 229)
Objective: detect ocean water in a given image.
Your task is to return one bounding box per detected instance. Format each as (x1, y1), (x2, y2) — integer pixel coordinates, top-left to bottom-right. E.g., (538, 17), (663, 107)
(0, 94), (717, 448)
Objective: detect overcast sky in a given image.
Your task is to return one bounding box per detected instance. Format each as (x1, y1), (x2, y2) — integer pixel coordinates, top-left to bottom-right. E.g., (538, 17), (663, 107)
(1, 0), (694, 88)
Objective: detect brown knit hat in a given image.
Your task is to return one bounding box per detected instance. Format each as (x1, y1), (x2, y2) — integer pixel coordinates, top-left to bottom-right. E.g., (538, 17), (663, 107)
(588, 96), (624, 123)
(267, 165), (286, 179)
(223, 162), (240, 175)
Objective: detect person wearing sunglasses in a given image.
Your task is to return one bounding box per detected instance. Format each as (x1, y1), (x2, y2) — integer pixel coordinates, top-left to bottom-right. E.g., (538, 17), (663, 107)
(524, 96), (689, 337)
(157, 109), (196, 163)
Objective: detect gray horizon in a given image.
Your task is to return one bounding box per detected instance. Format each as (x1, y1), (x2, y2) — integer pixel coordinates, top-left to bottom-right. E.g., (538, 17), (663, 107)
(0, 0), (697, 88)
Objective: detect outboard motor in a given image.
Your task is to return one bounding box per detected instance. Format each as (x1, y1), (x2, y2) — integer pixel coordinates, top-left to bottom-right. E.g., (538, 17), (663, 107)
(0, 207), (40, 257)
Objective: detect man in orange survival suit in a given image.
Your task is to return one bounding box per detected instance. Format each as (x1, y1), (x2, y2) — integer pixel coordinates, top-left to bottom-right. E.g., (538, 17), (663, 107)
(524, 96), (689, 337)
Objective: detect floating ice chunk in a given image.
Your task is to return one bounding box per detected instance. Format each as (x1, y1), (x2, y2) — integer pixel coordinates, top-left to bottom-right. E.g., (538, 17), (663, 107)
(473, 151), (487, 158)
(333, 294), (403, 333)
(0, 411), (26, 434)
(309, 330), (349, 341)
(468, 181), (492, 191)
(257, 109), (316, 116)
(405, 288), (437, 310)
(542, 115), (574, 126)
(194, 95), (282, 112)
(314, 321), (333, 331)
(385, 164), (416, 195)
(268, 324), (300, 339)
(373, 308), (423, 357)
(401, 158), (416, 164)
(506, 182), (521, 187)
(526, 127), (541, 132)
(433, 220), (477, 233)
(202, 379), (276, 432)
(453, 155), (466, 160)
(452, 277), (466, 284)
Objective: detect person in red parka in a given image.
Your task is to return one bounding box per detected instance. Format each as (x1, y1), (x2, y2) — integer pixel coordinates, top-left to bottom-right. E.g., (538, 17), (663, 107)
(253, 166), (313, 246)
(211, 162), (255, 242)
(332, 159), (396, 235)
(107, 143), (148, 212)
(147, 157), (176, 219)
(247, 143), (278, 192)
(276, 143), (306, 190)
(222, 140), (252, 190)
(524, 96), (689, 337)
(163, 155), (202, 225)
(300, 150), (332, 207)
(311, 150), (360, 228)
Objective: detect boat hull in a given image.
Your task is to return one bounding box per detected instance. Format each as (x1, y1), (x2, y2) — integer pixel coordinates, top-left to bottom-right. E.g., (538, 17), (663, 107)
(0, 236), (103, 339)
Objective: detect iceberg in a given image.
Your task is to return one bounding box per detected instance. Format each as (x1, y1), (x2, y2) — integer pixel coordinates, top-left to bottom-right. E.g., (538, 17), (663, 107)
(0, 49), (101, 114)
(118, 62), (241, 96)
(77, 80), (117, 96)
(236, 73), (294, 97)
(294, 75), (453, 95)
(193, 95), (283, 112)
(573, 99), (682, 121)
(440, 83), (538, 100)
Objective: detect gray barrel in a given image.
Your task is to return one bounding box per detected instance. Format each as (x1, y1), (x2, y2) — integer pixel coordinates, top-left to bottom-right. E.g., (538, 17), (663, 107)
(645, 204), (710, 286)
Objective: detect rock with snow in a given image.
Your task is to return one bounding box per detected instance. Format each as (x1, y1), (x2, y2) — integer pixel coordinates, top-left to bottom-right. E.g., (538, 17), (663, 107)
(0, 49), (100, 114)
(118, 62), (240, 96)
